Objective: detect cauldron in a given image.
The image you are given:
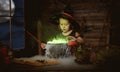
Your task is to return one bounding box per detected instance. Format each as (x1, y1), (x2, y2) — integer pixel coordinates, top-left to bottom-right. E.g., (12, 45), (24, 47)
(45, 43), (71, 58)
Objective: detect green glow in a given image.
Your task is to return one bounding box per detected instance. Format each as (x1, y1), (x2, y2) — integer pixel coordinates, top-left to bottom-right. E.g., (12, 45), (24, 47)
(47, 35), (68, 44)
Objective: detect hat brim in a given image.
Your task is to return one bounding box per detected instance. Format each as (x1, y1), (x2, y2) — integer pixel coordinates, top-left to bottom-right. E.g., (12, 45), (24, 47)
(49, 13), (78, 25)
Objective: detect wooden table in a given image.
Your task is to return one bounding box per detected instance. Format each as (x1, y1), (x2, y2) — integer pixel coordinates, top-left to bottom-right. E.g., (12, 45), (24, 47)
(0, 63), (98, 72)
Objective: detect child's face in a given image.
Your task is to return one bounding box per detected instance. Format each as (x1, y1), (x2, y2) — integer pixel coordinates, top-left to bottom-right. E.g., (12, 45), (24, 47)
(59, 18), (71, 33)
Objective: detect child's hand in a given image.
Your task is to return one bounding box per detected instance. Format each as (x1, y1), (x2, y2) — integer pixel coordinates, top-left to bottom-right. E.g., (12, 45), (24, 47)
(40, 43), (46, 49)
(67, 36), (77, 41)
(67, 36), (78, 46)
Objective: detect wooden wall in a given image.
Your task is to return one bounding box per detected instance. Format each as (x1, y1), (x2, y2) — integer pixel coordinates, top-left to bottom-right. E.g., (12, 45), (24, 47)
(72, 1), (110, 49)
(24, 0), (120, 55)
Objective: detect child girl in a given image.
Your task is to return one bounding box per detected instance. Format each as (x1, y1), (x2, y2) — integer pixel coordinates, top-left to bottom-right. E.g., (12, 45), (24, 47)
(48, 5), (85, 62)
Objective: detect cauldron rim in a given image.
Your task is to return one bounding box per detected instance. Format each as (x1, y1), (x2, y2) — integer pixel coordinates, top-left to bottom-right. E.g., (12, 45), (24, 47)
(47, 43), (68, 45)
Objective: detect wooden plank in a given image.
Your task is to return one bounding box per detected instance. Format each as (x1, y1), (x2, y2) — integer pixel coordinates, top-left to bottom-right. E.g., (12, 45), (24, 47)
(85, 41), (106, 45)
(84, 38), (105, 42)
(84, 22), (105, 25)
(85, 34), (106, 38)
(75, 16), (106, 20)
(72, 3), (107, 10)
(75, 15), (106, 19)
(84, 32), (102, 35)
(84, 34), (106, 39)
(80, 23), (105, 27)
(74, 9), (107, 13)
(77, 19), (105, 23)
(85, 41), (107, 47)
(77, 18), (105, 22)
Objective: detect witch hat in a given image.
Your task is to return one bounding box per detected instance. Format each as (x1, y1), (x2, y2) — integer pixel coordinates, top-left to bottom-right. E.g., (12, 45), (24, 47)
(49, 4), (80, 31)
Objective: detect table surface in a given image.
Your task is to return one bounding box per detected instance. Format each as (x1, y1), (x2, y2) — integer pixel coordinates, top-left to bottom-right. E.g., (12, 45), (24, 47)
(0, 60), (97, 72)
(0, 56), (98, 72)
